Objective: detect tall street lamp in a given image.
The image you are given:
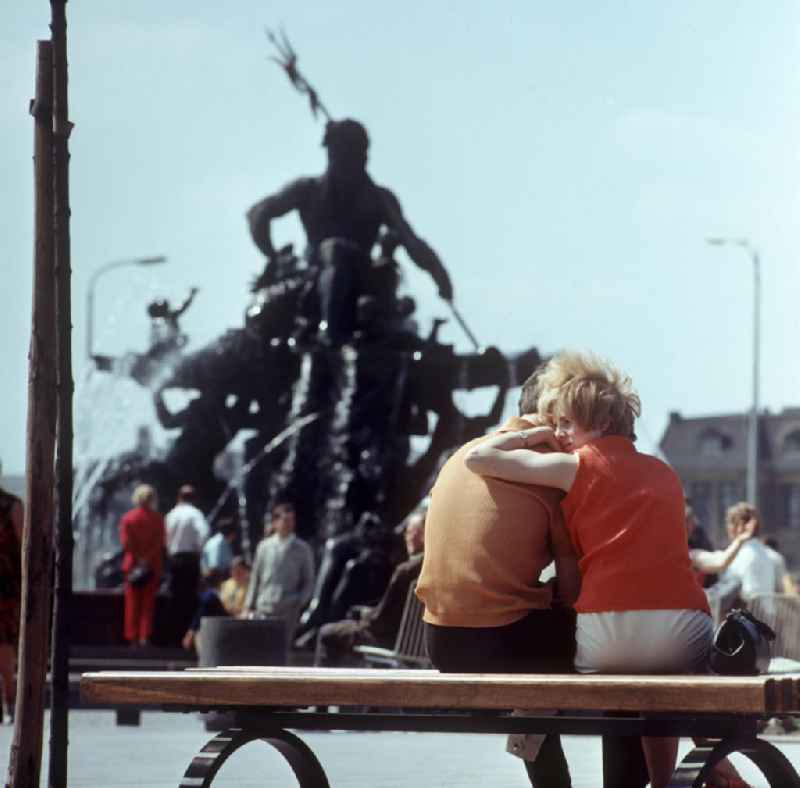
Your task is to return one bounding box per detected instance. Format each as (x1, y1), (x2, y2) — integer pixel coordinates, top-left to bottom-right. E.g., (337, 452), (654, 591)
(86, 254), (167, 362)
(706, 237), (761, 508)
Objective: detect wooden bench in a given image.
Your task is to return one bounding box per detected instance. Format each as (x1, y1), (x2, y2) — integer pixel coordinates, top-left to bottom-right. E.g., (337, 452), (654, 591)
(70, 645), (196, 726)
(80, 666), (800, 787)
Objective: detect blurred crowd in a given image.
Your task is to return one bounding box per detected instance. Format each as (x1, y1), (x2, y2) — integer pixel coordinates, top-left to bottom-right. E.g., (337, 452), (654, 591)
(115, 482), (426, 663)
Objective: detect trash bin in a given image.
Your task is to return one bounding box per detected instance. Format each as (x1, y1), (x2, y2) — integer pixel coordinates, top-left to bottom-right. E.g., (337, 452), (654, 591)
(197, 616), (289, 667)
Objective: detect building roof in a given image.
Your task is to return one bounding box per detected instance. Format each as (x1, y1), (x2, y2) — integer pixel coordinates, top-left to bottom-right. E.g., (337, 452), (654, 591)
(660, 408), (800, 475)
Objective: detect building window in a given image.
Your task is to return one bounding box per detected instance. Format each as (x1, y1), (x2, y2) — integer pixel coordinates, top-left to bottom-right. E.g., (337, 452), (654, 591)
(688, 482), (711, 530)
(718, 481), (742, 526)
(783, 430), (800, 456)
(698, 429), (731, 456)
(781, 484), (800, 529)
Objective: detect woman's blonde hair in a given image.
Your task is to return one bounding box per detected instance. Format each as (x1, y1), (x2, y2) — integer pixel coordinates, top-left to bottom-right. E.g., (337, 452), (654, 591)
(132, 484), (156, 508)
(535, 351), (641, 440)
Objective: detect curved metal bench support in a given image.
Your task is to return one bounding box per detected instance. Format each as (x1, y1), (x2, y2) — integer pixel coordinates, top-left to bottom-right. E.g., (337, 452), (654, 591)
(669, 735), (800, 788)
(179, 726), (330, 788)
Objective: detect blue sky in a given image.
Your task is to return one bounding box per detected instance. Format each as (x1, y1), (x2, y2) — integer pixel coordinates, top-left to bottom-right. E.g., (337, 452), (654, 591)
(3, 2), (799, 475)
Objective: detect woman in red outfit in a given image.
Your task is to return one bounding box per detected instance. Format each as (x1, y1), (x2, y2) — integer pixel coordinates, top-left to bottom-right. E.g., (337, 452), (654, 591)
(120, 484), (166, 646)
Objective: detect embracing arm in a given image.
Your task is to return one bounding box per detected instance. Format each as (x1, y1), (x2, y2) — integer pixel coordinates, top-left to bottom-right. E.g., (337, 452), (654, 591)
(690, 520), (756, 574)
(548, 511), (580, 607)
(464, 428), (579, 492)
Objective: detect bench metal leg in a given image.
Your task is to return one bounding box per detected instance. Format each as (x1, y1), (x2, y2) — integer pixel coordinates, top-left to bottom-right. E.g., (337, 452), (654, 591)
(668, 735), (800, 788)
(179, 726), (330, 788)
(115, 707), (141, 726)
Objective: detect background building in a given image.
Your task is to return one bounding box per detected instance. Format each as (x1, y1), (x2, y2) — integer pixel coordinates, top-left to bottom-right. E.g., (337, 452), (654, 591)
(660, 408), (800, 563)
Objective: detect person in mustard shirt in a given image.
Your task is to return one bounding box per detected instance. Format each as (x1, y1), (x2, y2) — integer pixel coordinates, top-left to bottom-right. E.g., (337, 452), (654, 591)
(416, 374), (582, 787)
(465, 350), (746, 788)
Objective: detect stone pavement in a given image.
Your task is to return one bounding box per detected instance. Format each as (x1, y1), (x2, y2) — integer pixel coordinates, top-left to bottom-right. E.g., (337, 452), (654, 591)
(0, 710), (797, 786)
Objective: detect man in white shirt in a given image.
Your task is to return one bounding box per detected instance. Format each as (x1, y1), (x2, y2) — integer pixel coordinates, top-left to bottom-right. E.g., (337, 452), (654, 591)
(721, 502), (777, 599)
(764, 538), (798, 595)
(166, 484), (210, 634)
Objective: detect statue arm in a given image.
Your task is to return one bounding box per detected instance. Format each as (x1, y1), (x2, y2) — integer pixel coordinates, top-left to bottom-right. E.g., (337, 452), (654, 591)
(379, 187), (453, 302)
(153, 389), (182, 429)
(172, 287), (199, 319)
(246, 178), (311, 258)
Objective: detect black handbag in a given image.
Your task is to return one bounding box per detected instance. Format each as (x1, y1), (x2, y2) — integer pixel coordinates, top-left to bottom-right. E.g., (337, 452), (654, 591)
(708, 608), (776, 675)
(128, 559), (153, 588)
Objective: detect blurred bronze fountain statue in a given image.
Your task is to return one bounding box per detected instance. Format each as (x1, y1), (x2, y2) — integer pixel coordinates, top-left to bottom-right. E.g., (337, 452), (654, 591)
(88, 32), (543, 641)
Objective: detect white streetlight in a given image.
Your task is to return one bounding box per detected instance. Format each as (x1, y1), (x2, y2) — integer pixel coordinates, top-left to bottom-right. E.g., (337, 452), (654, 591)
(86, 255), (167, 362)
(706, 237), (761, 508)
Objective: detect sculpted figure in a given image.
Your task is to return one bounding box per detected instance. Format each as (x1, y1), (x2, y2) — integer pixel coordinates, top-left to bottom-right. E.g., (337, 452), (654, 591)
(247, 119), (453, 345)
(147, 287), (199, 351)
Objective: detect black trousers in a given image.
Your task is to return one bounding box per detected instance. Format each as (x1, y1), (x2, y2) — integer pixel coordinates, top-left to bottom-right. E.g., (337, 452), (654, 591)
(167, 552), (201, 638)
(425, 609), (575, 788)
(425, 610), (649, 788)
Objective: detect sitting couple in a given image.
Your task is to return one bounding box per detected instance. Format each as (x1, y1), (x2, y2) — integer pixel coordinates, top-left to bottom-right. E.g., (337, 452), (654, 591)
(416, 351), (747, 788)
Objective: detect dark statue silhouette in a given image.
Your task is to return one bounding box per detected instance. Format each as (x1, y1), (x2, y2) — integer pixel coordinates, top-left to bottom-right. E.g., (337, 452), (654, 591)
(247, 118), (452, 346)
(87, 38), (544, 642)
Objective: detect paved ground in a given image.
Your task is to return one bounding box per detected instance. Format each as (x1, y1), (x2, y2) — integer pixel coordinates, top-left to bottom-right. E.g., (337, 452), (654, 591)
(0, 710), (799, 786)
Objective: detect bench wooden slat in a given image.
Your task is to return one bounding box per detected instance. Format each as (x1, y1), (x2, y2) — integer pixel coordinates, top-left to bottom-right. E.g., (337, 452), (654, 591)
(80, 667), (800, 715)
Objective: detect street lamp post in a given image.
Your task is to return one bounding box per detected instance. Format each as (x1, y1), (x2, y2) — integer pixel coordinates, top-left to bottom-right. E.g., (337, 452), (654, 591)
(706, 237), (761, 508)
(86, 254), (167, 362)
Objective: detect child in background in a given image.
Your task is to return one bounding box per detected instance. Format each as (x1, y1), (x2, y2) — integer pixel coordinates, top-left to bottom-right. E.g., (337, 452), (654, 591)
(181, 569), (228, 652)
(221, 556), (251, 617)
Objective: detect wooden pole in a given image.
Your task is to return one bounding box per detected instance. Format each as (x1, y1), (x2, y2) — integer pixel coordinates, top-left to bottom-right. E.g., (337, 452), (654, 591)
(48, 1), (74, 785)
(7, 40), (58, 788)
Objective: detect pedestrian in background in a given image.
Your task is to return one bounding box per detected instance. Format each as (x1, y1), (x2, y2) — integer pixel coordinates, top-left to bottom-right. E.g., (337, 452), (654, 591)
(221, 556), (251, 617)
(166, 484), (209, 635)
(201, 518), (237, 576)
(721, 503), (777, 601)
(244, 501), (315, 649)
(763, 537), (798, 596)
(181, 568), (229, 652)
(316, 509), (425, 667)
(120, 484), (166, 646)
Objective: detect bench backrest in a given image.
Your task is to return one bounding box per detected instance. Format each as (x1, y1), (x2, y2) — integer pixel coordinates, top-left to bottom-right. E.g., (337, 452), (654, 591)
(392, 581), (428, 664)
(747, 593), (800, 661)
